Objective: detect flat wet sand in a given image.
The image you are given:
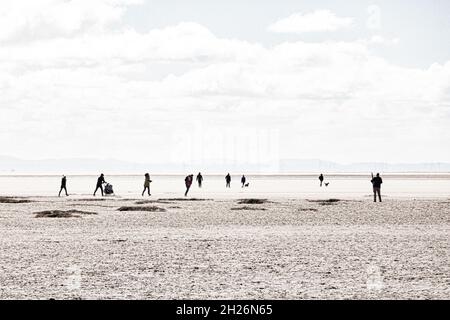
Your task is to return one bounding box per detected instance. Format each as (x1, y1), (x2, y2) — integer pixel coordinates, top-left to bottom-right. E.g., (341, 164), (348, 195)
(0, 196), (449, 299)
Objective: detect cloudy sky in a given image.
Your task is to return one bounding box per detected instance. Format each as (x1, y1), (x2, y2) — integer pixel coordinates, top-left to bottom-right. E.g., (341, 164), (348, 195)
(1, 0), (449, 166)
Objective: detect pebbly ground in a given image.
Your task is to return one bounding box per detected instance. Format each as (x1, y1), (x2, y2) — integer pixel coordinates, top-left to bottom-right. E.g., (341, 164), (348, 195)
(0, 196), (449, 299)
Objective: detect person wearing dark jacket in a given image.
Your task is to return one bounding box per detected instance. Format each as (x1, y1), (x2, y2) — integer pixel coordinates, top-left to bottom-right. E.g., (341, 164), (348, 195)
(319, 174), (324, 187)
(371, 173), (383, 202)
(196, 172), (203, 188)
(241, 175), (246, 188)
(185, 175), (193, 196)
(93, 174), (106, 196)
(225, 173), (231, 188)
(142, 173), (152, 196)
(58, 175), (68, 197)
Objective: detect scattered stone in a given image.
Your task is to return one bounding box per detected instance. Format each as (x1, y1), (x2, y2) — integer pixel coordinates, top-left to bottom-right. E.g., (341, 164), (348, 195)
(299, 208), (319, 212)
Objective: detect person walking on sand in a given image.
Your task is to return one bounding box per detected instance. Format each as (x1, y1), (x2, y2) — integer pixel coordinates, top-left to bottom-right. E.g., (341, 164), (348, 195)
(225, 173), (231, 188)
(58, 175), (68, 197)
(185, 174), (193, 196)
(142, 173), (152, 196)
(241, 175), (246, 188)
(93, 173), (106, 196)
(319, 174), (324, 187)
(196, 172), (203, 188)
(371, 173), (383, 202)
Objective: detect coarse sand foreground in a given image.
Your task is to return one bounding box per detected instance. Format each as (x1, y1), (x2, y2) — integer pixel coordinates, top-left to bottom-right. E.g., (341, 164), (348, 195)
(0, 196), (449, 299)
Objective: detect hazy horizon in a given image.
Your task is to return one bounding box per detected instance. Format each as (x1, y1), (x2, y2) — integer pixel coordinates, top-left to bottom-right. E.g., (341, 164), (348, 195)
(1, 154), (450, 175)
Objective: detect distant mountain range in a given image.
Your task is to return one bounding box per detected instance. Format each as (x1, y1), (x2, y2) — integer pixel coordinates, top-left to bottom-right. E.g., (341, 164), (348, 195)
(0, 155), (449, 174)
(278, 159), (450, 173)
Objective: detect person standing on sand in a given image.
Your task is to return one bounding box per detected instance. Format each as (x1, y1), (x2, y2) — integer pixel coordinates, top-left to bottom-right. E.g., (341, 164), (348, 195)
(185, 174), (193, 196)
(319, 174), (324, 187)
(225, 173), (231, 188)
(58, 175), (68, 197)
(196, 172), (203, 188)
(371, 173), (383, 202)
(142, 173), (152, 196)
(93, 173), (106, 196)
(241, 175), (246, 188)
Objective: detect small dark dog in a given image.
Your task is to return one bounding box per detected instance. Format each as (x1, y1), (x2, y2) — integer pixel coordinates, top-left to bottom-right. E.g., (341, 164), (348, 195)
(325, 183), (329, 187)
(244, 183), (250, 187)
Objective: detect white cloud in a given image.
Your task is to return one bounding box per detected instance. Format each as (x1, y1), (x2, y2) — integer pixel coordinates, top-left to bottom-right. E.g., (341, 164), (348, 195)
(366, 4), (382, 30)
(268, 10), (354, 34)
(362, 35), (399, 46)
(0, 2), (449, 163)
(0, 22), (264, 68)
(0, 0), (142, 42)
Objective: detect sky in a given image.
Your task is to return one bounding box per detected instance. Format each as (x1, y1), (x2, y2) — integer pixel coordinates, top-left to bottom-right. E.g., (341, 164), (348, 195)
(0, 0), (449, 166)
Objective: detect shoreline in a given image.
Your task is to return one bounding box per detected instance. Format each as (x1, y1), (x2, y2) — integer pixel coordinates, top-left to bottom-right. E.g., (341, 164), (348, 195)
(1, 172), (450, 177)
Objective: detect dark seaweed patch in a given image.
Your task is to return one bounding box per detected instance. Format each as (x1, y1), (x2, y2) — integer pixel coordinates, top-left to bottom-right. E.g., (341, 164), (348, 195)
(117, 206), (167, 212)
(237, 199), (269, 205)
(35, 210), (96, 218)
(0, 197), (34, 204)
(231, 206), (267, 211)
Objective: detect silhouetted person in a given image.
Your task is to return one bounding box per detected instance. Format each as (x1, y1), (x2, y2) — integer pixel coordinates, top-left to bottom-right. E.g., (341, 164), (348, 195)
(371, 173), (383, 202)
(196, 172), (203, 188)
(185, 174), (193, 196)
(241, 175), (246, 188)
(319, 174), (324, 187)
(142, 173), (152, 196)
(93, 174), (106, 196)
(58, 175), (68, 197)
(225, 173), (231, 188)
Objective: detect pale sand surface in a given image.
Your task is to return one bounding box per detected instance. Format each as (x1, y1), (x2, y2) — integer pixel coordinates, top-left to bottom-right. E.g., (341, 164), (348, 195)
(0, 196), (449, 299)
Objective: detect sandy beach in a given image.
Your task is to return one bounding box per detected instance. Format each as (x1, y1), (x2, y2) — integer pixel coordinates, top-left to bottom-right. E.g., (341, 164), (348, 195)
(0, 194), (449, 300)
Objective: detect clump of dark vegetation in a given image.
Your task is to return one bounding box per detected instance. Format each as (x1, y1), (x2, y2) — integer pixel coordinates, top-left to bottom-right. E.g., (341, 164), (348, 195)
(0, 196), (33, 204)
(231, 206), (267, 211)
(71, 198), (107, 202)
(34, 210), (96, 218)
(135, 200), (156, 205)
(307, 199), (341, 205)
(237, 199), (269, 205)
(158, 198), (211, 202)
(135, 200), (173, 205)
(117, 206), (167, 212)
